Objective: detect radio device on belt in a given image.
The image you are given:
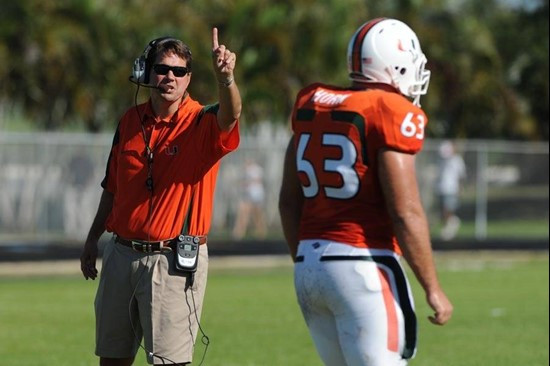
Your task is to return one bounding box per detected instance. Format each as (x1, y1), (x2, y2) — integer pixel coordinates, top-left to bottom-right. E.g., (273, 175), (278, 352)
(174, 189), (200, 274)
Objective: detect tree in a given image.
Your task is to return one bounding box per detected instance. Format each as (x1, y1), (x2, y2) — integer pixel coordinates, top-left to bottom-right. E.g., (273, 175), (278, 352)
(0, 0), (547, 140)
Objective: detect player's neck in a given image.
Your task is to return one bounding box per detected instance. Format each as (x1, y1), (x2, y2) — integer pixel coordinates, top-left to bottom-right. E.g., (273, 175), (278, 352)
(350, 82), (399, 94)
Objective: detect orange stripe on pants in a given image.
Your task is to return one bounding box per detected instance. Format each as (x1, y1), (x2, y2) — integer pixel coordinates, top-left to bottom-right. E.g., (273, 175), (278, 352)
(378, 268), (399, 352)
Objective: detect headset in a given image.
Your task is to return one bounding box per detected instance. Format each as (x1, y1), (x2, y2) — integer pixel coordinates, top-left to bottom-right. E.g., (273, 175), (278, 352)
(130, 36), (181, 87)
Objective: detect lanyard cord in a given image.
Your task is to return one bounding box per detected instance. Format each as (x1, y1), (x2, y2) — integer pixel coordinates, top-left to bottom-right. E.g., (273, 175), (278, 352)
(134, 85), (155, 242)
(141, 124), (154, 243)
(130, 86), (209, 365)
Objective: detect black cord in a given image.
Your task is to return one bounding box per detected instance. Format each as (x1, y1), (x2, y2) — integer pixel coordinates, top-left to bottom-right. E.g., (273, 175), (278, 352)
(130, 85), (184, 365)
(190, 285), (210, 366)
(128, 265), (209, 366)
(134, 84), (155, 241)
(129, 255), (191, 366)
(128, 83), (209, 366)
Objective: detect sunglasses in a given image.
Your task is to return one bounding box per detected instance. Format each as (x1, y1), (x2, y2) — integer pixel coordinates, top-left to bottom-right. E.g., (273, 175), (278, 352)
(152, 64), (189, 77)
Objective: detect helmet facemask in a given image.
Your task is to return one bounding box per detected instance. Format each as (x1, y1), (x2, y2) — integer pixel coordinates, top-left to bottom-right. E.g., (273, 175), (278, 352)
(393, 51), (431, 106)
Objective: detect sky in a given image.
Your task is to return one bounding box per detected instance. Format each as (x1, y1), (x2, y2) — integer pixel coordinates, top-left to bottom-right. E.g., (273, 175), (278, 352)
(499, 0), (544, 11)
(446, 0), (544, 11)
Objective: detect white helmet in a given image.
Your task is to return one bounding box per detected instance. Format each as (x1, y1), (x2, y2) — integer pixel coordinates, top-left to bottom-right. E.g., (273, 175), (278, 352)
(347, 18), (430, 106)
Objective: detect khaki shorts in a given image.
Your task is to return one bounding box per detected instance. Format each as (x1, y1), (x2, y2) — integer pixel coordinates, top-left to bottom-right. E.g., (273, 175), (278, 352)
(94, 237), (209, 364)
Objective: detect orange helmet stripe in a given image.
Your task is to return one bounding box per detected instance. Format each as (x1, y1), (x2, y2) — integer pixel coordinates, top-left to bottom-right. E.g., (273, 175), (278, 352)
(351, 17), (386, 74)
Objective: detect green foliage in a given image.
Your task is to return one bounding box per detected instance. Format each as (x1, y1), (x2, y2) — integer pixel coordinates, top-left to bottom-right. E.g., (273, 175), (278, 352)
(0, 0), (548, 139)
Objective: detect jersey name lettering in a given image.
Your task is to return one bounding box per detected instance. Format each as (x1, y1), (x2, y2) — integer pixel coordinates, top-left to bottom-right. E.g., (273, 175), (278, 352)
(312, 89), (352, 106)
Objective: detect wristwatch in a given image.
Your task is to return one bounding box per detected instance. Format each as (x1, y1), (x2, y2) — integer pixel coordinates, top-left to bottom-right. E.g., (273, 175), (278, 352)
(218, 77), (234, 87)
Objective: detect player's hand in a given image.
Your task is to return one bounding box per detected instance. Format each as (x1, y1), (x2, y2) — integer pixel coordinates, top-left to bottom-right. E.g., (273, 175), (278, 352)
(426, 289), (453, 325)
(211, 27), (236, 84)
(80, 240), (99, 280)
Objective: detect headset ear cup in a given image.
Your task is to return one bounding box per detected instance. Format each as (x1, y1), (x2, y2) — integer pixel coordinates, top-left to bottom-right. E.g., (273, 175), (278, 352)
(143, 55), (152, 85)
(131, 37), (177, 86)
(132, 40), (154, 85)
(132, 56), (146, 83)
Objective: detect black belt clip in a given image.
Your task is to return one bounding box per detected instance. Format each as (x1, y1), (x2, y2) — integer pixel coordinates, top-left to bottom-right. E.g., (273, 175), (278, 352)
(177, 235), (207, 245)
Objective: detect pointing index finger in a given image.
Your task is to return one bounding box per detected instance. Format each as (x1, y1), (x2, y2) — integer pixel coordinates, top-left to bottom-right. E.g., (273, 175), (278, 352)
(212, 27), (219, 51)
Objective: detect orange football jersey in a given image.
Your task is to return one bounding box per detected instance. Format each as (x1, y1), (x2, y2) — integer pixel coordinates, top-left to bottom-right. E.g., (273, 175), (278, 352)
(291, 83), (428, 254)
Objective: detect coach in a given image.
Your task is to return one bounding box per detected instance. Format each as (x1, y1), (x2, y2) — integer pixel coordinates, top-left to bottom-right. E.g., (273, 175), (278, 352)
(80, 28), (240, 366)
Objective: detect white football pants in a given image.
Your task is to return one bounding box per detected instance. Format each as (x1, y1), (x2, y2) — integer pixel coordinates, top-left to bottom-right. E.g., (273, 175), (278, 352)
(294, 240), (417, 366)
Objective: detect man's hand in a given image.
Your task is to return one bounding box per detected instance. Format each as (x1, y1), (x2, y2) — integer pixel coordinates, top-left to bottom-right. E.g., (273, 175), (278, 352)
(80, 240), (99, 280)
(211, 27), (236, 84)
(426, 289), (453, 325)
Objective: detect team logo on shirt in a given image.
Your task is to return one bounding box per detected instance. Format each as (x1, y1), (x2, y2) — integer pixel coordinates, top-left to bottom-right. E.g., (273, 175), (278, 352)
(165, 145), (179, 156)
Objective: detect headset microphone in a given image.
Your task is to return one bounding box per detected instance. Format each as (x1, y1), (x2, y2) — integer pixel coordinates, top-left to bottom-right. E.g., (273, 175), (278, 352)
(128, 75), (165, 91)
(130, 37), (180, 92)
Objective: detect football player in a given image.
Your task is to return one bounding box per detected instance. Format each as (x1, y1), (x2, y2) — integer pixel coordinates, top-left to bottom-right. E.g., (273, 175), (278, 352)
(279, 18), (453, 366)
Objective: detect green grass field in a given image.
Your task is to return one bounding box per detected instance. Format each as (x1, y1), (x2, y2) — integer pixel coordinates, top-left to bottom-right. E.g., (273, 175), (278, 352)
(0, 251), (548, 366)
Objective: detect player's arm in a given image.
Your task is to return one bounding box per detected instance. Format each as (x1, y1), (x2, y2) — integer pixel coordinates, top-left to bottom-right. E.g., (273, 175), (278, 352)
(378, 148), (453, 325)
(80, 189), (114, 280)
(211, 27), (241, 132)
(278, 136), (304, 261)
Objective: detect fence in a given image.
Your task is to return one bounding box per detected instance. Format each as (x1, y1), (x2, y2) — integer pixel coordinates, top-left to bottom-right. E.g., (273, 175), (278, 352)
(0, 126), (548, 245)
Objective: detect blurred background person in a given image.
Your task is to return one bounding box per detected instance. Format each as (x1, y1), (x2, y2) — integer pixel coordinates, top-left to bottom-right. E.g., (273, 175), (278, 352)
(436, 140), (467, 241)
(232, 158), (267, 239)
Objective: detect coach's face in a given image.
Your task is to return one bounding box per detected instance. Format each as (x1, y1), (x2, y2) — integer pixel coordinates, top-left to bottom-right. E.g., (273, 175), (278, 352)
(151, 51), (191, 104)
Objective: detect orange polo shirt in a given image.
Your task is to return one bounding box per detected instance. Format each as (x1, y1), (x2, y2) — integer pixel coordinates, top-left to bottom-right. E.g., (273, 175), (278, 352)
(101, 95), (239, 241)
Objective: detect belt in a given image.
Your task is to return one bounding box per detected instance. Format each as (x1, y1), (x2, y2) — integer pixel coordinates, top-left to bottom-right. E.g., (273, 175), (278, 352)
(295, 255), (375, 263)
(114, 234), (207, 253)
